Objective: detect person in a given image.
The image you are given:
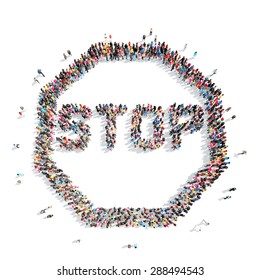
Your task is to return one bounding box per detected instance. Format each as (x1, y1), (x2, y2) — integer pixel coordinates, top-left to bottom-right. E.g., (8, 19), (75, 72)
(109, 34), (112, 41)
(34, 77), (40, 84)
(63, 53), (67, 60)
(104, 33), (107, 41)
(17, 173), (24, 177)
(73, 239), (81, 243)
(133, 244), (138, 249)
(201, 219), (209, 226)
(223, 196), (231, 200)
(127, 244), (131, 248)
(17, 180), (21, 184)
(225, 107), (231, 112)
(67, 50), (72, 56)
(13, 144), (20, 148)
(209, 69), (217, 76)
(39, 206), (52, 214)
(231, 115), (236, 120)
(237, 150), (247, 155)
(150, 28), (153, 36)
(193, 51), (197, 57)
(20, 106), (24, 111)
(142, 34), (146, 41)
(46, 214), (53, 218)
(180, 43), (187, 52)
(19, 111), (23, 117)
(37, 69), (45, 77)
(228, 187), (237, 192)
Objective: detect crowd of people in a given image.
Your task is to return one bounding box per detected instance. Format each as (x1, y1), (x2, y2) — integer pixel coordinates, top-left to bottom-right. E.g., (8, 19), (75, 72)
(34, 32), (230, 228)
(56, 104), (92, 150)
(169, 104), (204, 150)
(131, 104), (165, 151)
(96, 104), (128, 150)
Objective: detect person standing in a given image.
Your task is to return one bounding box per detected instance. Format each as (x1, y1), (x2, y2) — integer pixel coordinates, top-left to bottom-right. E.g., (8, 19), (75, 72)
(150, 28), (153, 36)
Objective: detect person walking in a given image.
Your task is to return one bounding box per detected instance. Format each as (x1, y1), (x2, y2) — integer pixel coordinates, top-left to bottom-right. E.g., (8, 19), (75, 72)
(46, 214), (54, 219)
(37, 69), (45, 77)
(180, 43), (187, 52)
(209, 69), (217, 76)
(34, 77), (40, 84)
(39, 206), (52, 214)
(237, 150), (246, 155)
(150, 28), (153, 36)
(225, 107), (231, 112)
(67, 50), (72, 56)
(228, 187), (237, 192)
(223, 196), (231, 200)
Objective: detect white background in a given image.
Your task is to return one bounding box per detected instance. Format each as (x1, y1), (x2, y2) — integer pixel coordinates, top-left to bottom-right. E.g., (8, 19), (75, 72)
(0, 0), (259, 279)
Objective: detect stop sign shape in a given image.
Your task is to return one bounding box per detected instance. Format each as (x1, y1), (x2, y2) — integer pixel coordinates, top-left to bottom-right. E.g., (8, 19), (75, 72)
(34, 40), (228, 228)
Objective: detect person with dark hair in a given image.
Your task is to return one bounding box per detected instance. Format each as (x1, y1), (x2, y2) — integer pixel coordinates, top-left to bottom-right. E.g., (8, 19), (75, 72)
(37, 69), (45, 77)
(46, 214), (53, 219)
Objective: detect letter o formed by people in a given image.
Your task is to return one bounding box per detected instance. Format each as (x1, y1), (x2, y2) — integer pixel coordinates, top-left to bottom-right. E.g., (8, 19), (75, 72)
(34, 39), (228, 228)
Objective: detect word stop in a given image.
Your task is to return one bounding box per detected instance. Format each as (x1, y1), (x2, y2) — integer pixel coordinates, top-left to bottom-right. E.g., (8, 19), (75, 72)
(56, 103), (204, 151)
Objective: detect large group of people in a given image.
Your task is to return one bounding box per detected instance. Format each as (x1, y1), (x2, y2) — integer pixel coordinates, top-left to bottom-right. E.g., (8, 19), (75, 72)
(169, 104), (204, 150)
(96, 104), (128, 150)
(34, 33), (229, 228)
(56, 104), (92, 150)
(131, 104), (165, 151)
